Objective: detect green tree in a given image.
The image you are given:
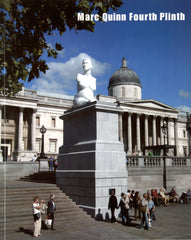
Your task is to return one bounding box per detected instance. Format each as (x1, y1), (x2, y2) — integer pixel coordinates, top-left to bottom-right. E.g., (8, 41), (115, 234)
(0, 0), (123, 96)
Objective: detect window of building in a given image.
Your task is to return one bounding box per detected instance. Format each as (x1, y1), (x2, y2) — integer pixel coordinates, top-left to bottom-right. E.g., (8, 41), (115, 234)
(51, 117), (56, 128)
(183, 130), (186, 138)
(134, 88), (138, 97)
(122, 87), (125, 97)
(109, 89), (113, 96)
(36, 139), (41, 153)
(36, 116), (40, 126)
(183, 146), (187, 156)
(22, 138), (25, 150)
(49, 140), (57, 153)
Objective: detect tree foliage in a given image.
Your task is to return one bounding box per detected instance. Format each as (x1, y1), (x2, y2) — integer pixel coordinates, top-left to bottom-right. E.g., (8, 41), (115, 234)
(0, 0), (123, 96)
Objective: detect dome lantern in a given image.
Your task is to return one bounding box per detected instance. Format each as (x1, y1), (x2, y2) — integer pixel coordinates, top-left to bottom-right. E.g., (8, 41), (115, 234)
(122, 57), (127, 68)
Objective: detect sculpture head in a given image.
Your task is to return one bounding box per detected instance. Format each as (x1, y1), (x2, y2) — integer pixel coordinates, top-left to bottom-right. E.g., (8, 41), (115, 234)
(82, 58), (92, 73)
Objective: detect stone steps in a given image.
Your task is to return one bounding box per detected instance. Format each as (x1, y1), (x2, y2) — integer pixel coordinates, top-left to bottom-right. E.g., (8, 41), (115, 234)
(0, 180), (91, 232)
(0, 209), (88, 223)
(0, 205), (84, 216)
(20, 171), (56, 184)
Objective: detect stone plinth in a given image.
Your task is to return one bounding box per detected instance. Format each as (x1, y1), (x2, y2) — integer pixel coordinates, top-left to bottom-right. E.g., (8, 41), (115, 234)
(57, 101), (128, 219)
(38, 159), (49, 171)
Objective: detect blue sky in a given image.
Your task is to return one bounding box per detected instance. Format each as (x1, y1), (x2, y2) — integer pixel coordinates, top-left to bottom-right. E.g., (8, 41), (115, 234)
(26, 0), (191, 112)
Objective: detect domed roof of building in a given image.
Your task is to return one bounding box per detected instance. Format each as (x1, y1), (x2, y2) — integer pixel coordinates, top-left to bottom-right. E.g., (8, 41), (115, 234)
(108, 58), (141, 88)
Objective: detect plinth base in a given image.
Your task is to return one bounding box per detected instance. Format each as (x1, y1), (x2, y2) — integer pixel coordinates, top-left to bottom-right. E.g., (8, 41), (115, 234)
(57, 101), (128, 219)
(38, 159), (49, 171)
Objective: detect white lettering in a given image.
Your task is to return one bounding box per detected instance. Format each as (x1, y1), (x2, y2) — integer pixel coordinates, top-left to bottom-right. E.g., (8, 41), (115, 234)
(77, 13), (84, 21)
(102, 13), (108, 22)
(102, 13), (126, 22)
(94, 14), (99, 21)
(77, 13), (100, 22)
(129, 12), (157, 21)
(77, 12), (185, 23)
(160, 12), (185, 21)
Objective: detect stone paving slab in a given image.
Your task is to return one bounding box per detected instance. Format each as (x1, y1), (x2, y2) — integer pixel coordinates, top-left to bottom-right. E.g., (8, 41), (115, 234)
(2, 201), (191, 240)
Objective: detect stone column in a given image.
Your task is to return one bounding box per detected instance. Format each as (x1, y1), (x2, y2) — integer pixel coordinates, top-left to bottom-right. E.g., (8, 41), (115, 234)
(119, 113), (123, 142)
(144, 115), (149, 147)
(167, 118), (171, 145)
(31, 108), (37, 151)
(18, 107), (24, 151)
(174, 119), (178, 155)
(136, 114), (141, 151)
(128, 112), (132, 153)
(153, 115), (157, 146)
(0, 105), (2, 161)
(160, 117), (164, 145)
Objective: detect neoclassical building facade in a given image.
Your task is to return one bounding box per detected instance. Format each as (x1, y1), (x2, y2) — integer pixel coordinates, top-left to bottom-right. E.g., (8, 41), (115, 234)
(0, 88), (73, 161)
(106, 58), (191, 156)
(0, 58), (190, 161)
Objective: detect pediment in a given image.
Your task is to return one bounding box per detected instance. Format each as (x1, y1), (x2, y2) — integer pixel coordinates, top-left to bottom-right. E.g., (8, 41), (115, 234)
(126, 99), (179, 112)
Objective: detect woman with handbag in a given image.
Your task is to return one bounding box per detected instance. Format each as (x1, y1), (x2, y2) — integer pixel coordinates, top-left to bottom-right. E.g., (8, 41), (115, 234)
(33, 196), (44, 238)
(139, 193), (151, 230)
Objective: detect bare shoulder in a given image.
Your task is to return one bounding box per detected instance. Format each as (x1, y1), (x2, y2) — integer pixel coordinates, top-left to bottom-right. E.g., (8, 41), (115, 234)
(77, 73), (83, 79)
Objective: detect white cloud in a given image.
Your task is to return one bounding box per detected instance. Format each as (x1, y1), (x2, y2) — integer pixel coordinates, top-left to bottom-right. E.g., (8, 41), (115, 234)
(177, 105), (191, 113)
(179, 89), (191, 98)
(31, 53), (110, 94)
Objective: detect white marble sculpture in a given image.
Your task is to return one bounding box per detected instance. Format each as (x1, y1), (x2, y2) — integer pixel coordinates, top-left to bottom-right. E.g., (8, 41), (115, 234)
(73, 58), (96, 107)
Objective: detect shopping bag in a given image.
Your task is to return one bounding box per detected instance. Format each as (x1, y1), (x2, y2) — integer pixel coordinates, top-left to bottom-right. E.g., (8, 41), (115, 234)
(45, 218), (52, 226)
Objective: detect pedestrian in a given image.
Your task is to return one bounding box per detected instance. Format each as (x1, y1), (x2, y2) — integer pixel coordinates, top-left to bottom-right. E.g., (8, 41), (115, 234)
(47, 194), (56, 230)
(127, 189), (131, 198)
(133, 191), (142, 220)
(108, 190), (118, 223)
(53, 159), (58, 170)
(147, 195), (156, 221)
(169, 187), (179, 203)
(32, 155), (37, 162)
(119, 193), (125, 224)
(6, 155), (11, 161)
(33, 196), (44, 238)
(48, 156), (54, 171)
(123, 194), (131, 225)
(139, 193), (151, 230)
(159, 188), (168, 206)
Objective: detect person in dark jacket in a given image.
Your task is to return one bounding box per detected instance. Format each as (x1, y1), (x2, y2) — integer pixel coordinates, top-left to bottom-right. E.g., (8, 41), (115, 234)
(47, 194), (56, 230)
(108, 190), (118, 223)
(133, 191), (142, 220)
(119, 193), (125, 224)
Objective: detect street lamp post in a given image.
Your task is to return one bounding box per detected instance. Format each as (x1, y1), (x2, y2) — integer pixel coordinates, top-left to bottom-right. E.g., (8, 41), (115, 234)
(161, 120), (167, 190)
(39, 125), (47, 159)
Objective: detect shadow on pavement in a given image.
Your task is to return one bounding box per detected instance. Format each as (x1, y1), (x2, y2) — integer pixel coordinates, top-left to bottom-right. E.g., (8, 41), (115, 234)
(16, 227), (33, 236)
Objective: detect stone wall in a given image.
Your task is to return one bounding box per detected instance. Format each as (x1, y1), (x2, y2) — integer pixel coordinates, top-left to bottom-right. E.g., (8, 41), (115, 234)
(127, 156), (191, 195)
(0, 162), (39, 184)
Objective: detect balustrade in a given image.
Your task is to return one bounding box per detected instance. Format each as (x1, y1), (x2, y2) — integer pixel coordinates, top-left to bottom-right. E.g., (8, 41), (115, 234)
(172, 157), (187, 167)
(144, 157), (162, 167)
(126, 156), (191, 168)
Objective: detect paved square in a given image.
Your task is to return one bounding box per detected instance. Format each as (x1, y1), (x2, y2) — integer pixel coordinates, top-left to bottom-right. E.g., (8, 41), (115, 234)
(4, 201), (191, 240)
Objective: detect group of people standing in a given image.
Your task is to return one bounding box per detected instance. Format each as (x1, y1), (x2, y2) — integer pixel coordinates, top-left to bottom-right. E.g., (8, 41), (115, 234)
(32, 194), (56, 238)
(108, 190), (156, 230)
(48, 156), (57, 171)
